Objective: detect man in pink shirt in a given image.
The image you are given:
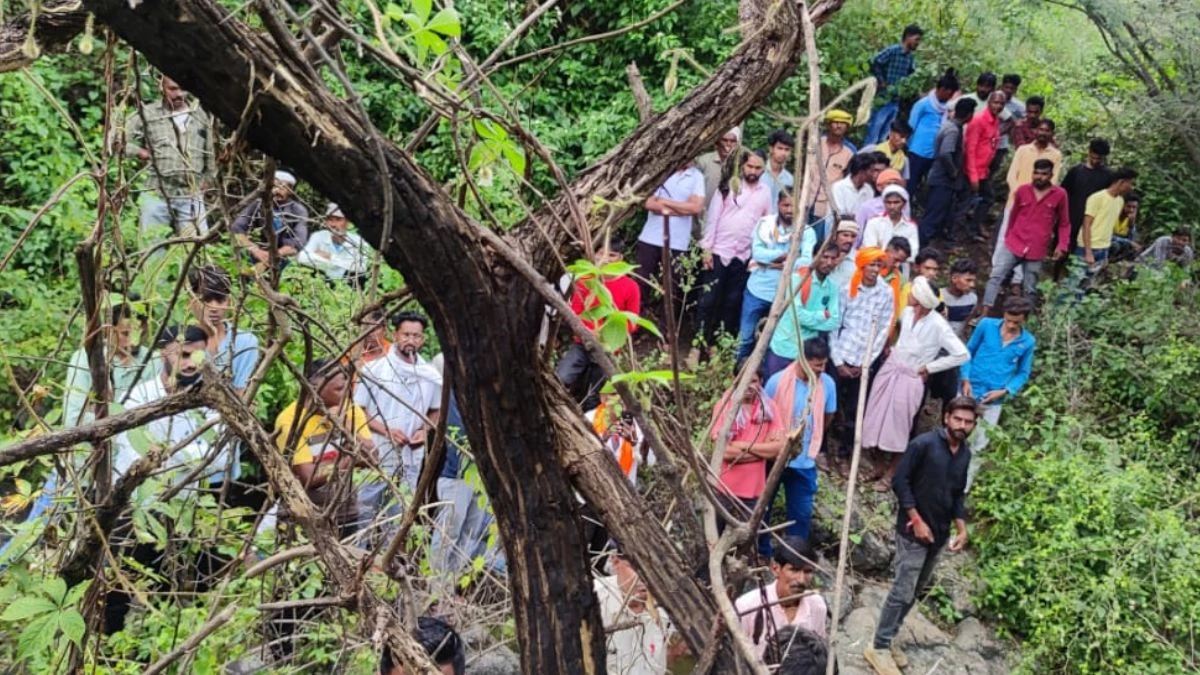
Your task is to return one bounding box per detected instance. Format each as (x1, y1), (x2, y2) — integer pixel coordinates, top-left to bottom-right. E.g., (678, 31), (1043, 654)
(692, 150), (771, 365)
(980, 159), (1069, 312)
(735, 536), (828, 663)
(962, 91), (1005, 242)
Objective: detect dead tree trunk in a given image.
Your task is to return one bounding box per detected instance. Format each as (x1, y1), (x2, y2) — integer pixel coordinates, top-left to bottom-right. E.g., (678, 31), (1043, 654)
(76, 0), (845, 670)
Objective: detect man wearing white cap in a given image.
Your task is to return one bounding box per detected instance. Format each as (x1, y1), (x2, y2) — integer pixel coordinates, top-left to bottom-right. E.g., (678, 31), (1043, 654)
(861, 185), (919, 276)
(297, 203), (371, 283)
(231, 170), (309, 269)
(695, 127), (742, 210)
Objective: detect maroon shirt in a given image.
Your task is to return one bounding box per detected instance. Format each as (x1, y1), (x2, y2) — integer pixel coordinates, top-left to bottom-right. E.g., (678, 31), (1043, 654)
(1005, 184), (1071, 261)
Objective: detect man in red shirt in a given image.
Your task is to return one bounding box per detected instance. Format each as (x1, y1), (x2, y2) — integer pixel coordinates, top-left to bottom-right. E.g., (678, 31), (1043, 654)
(979, 159), (1069, 312)
(962, 91), (1005, 242)
(556, 235), (641, 409)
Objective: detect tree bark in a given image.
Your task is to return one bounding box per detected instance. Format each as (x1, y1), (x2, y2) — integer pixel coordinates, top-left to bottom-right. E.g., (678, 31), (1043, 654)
(75, 0), (844, 669)
(0, 0), (87, 73)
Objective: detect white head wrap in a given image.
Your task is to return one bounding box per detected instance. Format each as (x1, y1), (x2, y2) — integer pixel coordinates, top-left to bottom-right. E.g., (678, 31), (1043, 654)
(881, 184), (910, 203)
(911, 276), (940, 310)
(274, 170), (297, 186)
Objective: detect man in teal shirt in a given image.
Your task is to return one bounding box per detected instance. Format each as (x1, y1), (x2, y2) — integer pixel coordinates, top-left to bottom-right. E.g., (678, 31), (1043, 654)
(766, 246), (841, 377)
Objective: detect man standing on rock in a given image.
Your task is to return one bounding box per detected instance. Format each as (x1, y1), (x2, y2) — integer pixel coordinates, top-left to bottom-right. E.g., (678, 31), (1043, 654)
(864, 397), (976, 675)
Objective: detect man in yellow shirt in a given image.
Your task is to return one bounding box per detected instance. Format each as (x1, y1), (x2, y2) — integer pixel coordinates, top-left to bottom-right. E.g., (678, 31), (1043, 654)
(865, 120), (912, 180)
(1072, 168), (1137, 296)
(275, 358), (377, 538)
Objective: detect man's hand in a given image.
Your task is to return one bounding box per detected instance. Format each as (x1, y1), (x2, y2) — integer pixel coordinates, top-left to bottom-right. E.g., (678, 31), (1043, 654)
(981, 390), (1006, 404)
(960, 381), (974, 399)
(909, 517), (934, 544)
(1052, 249), (1066, 261)
(917, 365), (929, 382)
(387, 428), (410, 447)
(837, 365), (861, 379)
(249, 247), (270, 263)
(1084, 248), (1095, 265)
(316, 249), (332, 260)
(136, 148), (151, 162)
(702, 252), (714, 271)
(949, 523), (968, 552)
(969, 179), (980, 193)
(408, 427), (428, 447)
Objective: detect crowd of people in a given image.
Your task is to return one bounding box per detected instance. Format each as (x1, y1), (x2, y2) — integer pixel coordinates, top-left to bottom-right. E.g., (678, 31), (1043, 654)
(12, 22), (1198, 674)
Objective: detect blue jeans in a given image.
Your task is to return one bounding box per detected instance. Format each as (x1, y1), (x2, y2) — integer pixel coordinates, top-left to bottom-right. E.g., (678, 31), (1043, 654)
(139, 195), (207, 238)
(736, 290), (774, 361)
(761, 465), (818, 556)
(865, 101), (899, 146)
(908, 154), (934, 197)
(919, 183), (961, 244)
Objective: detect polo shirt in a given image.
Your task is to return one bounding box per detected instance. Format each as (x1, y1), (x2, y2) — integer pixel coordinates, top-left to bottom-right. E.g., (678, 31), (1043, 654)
(639, 167), (706, 252)
(1077, 190), (1125, 250)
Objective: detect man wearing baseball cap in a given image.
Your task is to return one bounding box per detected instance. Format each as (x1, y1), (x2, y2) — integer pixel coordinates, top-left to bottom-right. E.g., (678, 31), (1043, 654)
(297, 203), (371, 284)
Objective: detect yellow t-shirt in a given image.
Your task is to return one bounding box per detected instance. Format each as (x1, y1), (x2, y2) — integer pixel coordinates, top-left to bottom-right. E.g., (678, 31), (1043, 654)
(274, 400), (372, 470)
(1078, 190), (1124, 250)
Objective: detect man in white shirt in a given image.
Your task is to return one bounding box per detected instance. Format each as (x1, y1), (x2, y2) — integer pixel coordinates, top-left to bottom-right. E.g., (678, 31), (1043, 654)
(862, 185), (919, 276)
(353, 311), (442, 524)
(735, 536), (828, 663)
(297, 203), (370, 284)
(829, 154), (880, 226)
(637, 163), (706, 310)
(595, 552), (683, 674)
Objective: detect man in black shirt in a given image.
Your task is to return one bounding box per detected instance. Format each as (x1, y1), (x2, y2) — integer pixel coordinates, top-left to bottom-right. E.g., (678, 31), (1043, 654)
(1058, 138), (1112, 275)
(864, 397), (977, 675)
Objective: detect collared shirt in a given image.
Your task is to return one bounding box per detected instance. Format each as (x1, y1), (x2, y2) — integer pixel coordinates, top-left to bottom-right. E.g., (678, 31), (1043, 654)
(831, 281), (893, 367)
(694, 151), (726, 208)
(997, 97), (1025, 150)
(297, 229), (371, 279)
(1078, 190), (1125, 250)
(1005, 184), (1071, 261)
(1005, 142), (1063, 206)
(805, 139), (855, 218)
(870, 43), (916, 97)
(701, 181), (771, 264)
(866, 141), (909, 179)
(124, 102), (215, 199)
(213, 321), (260, 391)
(231, 199), (311, 252)
(893, 429), (970, 547)
(927, 119), (965, 188)
(861, 214), (919, 262)
(891, 306), (969, 374)
(907, 93), (950, 159)
(353, 350), (443, 471)
(713, 395), (783, 499)
(640, 167), (707, 251)
(764, 370), (837, 469)
(735, 583), (828, 661)
(854, 196), (911, 240)
(963, 110), (1001, 183)
(828, 251), (858, 292)
(768, 271), (840, 360)
(62, 346), (155, 428)
(762, 167), (795, 215)
(1138, 236), (1195, 270)
(595, 576), (676, 675)
(746, 216), (815, 302)
(829, 177), (875, 220)
(960, 317), (1036, 401)
(113, 375), (220, 484)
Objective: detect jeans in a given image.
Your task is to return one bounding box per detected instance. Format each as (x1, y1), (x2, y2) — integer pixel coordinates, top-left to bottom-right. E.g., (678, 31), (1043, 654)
(1068, 246), (1110, 300)
(989, 207), (1024, 287)
(873, 533), (944, 649)
(139, 194), (207, 238)
(696, 257), (749, 346)
(556, 342), (604, 410)
(984, 243), (1044, 307)
(634, 241), (689, 317)
(919, 183), (961, 244)
(966, 403), (1003, 492)
(761, 465), (818, 557)
(736, 290), (774, 361)
(430, 476), (505, 592)
(907, 155), (934, 199)
(865, 101), (899, 146)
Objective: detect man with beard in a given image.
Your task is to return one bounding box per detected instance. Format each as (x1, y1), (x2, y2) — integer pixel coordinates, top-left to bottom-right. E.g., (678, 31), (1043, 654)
(991, 119), (1064, 293)
(123, 75), (215, 237)
(692, 150), (771, 365)
(736, 536), (827, 662)
(864, 397), (976, 675)
(737, 189), (816, 360)
(804, 109), (858, 243)
(695, 127), (742, 210)
(353, 311), (442, 525)
(827, 218), (862, 291)
(765, 247), (841, 377)
(231, 170), (310, 270)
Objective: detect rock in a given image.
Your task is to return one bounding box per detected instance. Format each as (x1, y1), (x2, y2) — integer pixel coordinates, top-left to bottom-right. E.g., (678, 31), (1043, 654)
(954, 616), (1003, 660)
(466, 646), (520, 675)
(849, 528), (893, 574)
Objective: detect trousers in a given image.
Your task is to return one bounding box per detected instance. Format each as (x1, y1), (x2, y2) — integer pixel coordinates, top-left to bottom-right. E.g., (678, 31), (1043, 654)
(873, 533), (944, 649)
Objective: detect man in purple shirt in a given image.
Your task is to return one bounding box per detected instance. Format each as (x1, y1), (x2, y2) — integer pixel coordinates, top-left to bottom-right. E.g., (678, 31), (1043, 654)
(691, 150), (771, 365)
(980, 159), (1069, 312)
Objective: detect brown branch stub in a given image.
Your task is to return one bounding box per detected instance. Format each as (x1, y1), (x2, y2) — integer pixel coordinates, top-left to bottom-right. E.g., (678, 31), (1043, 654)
(626, 62), (653, 122)
(0, 1), (88, 73)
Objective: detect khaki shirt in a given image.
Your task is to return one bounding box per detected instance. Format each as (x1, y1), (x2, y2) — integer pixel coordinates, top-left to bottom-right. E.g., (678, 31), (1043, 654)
(124, 102), (215, 199)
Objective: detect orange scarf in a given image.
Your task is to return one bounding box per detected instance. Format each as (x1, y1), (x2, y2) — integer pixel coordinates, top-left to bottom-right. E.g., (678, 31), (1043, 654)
(771, 365), (826, 459)
(593, 402), (634, 476)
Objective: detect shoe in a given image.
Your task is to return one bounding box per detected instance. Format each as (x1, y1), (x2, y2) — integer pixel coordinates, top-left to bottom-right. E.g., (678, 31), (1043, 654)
(891, 644), (909, 668)
(864, 646), (902, 675)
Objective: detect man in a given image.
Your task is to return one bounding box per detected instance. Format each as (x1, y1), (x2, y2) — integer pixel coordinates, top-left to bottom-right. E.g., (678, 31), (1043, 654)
(958, 72), (999, 114)
(830, 248), (895, 461)
(763, 129), (796, 213)
(828, 218), (862, 291)
(855, 168), (909, 233)
(1009, 95), (1046, 149)
(881, 237), (912, 319)
(861, 277), (968, 489)
(765, 247), (841, 377)
(863, 397), (976, 675)
(735, 536), (827, 662)
(961, 91), (1006, 242)
(1074, 168), (1138, 292)
(830, 153), (880, 227)
(865, 120), (912, 180)
(865, 25), (923, 146)
(558, 236), (641, 405)
(231, 170), (310, 269)
(595, 552), (684, 674)
(992, 119), (1064, 292)
(275, 358), (376, 538)
(712, 369), (784, 551)
(1138, 227), (1195, 270)
(62, 302), (153, 428)
(1110, 191), (1141, 260)
(296, 203), (370, 284)
(943, 259), (978, 339)
(896, 247), (944, 312)
(763, 341), (837, 546)
(1060, 138), (1113, 251)
(981, 159), (1070, 312)
(862, 185), (918, 268)
(805, 109), (857, 242)
(695, 127), (741, 209)
(638, 162), (706, 307)
(380, 616), (466, 675)
(694, 151), (771, 362)
(354, 311), (442, 522)
(353, 310), (392, 365)
(959, 297), (1035, 491)
(738, 189), (816, 360)
(906, 70), (959, 191)
(187, 265), (259, 485)
(585, 392), (652, 487)
(123, 75), (214, 237)
(919, 98), (976, 245)
(995, 74), (1026, 159)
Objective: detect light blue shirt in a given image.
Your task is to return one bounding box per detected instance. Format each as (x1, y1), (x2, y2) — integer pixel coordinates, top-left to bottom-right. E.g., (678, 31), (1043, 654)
(746, 218), (816, 302)
(907, 93), (947, 159)
(763, 168), (794, 215)
(959, 318), (1035, 403)
(764, 371), (837, 469)
(768, 273), (840, 360)
(210, 321), (259, 482)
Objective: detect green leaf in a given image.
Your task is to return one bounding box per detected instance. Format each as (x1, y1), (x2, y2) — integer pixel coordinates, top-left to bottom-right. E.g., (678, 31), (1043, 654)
(598, 260), (637, 277)
(17, 613), (56, 660)
(626, 312), (662, 338)
(41, 576), (66, 604)
(0, 596), (56, 621)
(64, 580), (90, 606)
(384, 2), (405, 21)
(597, 317), (629, 351)
(58, 610), (85, 645)
(411, 0), (431, 22)
(500, 143), (525, 176)
(425, 8), (461, 36)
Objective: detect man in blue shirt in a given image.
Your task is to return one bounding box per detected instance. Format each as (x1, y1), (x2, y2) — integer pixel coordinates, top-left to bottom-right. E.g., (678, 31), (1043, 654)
(763, 340), (837, 554)
(864, 24), (923, 146)
(959, 296), (1036, 491)
(905, 70), (959, 194)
